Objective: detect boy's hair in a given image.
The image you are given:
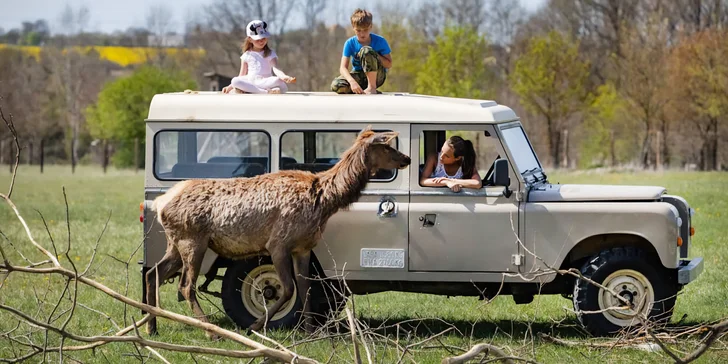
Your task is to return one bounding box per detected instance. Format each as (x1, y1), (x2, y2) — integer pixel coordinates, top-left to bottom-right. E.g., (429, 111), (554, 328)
(242, 37), (272, 57)
(350, 8), (373, 28)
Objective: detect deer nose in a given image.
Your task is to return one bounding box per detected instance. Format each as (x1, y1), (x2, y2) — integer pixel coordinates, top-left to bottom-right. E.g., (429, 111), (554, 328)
(402, 156), (411, 165)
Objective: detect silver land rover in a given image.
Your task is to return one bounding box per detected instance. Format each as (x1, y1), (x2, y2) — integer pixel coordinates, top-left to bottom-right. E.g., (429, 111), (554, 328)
(140, 91), (703, 335)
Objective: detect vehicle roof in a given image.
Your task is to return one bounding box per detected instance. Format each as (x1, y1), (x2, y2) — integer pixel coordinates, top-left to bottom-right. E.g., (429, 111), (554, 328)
(146, 91), (519, 124)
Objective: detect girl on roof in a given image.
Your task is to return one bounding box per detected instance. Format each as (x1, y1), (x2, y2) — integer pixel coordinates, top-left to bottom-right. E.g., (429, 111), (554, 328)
(222, 20), (296, 94)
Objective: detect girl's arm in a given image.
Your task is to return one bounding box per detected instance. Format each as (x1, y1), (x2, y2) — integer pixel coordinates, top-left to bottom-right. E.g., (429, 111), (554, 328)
(419, 154), (447, 187)
(449, 171), (483, 189)
(271, 58), (294, 82)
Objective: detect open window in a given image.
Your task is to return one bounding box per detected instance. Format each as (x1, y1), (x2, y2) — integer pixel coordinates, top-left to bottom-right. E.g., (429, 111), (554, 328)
(418, 129), (501, 188)
(280, 130), (397, 181)
(154, 130), (270, 180)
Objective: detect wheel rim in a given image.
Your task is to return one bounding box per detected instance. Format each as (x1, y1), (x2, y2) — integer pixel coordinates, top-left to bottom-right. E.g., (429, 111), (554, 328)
(597, 269), (654, 327)
(241, 264), (297, 321)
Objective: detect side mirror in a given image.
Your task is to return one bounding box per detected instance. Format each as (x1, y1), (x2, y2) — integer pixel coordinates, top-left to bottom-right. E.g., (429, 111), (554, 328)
(493, 159), (512, 197)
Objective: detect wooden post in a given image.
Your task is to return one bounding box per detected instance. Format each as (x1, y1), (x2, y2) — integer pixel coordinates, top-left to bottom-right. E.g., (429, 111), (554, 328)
(560, 129), (569, 169)
(40, 138), (44, 174)
(71, 138), (77, 174)
(610, 130), (617, 167)
(28, 141), (33, 166)
(655, 130), (662, 170)
(0, 139), (5, 165)
(102, 140), (109, 174)
(8, 140), (13, 173)
(134, 138), (140, 173)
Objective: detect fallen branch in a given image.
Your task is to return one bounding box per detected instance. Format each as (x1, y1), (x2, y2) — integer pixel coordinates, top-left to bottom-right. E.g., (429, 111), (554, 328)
(681, 319), (728, 363)
(441, 343), (516, 364)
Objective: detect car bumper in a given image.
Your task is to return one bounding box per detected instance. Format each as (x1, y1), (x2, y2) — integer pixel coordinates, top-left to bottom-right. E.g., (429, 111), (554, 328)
(678, 258), (704, 284)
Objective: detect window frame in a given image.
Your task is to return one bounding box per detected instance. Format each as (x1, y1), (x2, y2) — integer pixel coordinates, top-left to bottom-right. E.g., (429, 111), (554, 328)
(279, 128), (399, 183)
(153, 128), (272, 181)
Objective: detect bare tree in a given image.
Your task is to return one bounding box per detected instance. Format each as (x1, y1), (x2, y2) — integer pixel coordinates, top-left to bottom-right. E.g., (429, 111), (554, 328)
(46, 5), (107, 173)
(146, 4), (175, 45)
(440, 0), (487, 32)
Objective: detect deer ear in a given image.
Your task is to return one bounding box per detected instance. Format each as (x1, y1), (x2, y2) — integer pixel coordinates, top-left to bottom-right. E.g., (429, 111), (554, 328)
(370, 131), (399, 144)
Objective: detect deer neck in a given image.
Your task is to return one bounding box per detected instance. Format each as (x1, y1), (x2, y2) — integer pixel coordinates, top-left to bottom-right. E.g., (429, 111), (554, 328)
(316, 146), (371, 216)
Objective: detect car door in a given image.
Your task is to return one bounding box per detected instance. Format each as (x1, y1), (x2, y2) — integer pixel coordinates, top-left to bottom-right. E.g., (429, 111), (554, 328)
(408, 124), (521, 273)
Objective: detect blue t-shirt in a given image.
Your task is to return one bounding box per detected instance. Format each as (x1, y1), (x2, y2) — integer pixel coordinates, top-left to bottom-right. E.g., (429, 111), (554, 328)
(342, 33), (391, 72)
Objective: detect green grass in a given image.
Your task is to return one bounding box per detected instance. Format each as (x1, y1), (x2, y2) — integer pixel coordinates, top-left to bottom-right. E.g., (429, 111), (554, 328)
(0, 165), (727, 363)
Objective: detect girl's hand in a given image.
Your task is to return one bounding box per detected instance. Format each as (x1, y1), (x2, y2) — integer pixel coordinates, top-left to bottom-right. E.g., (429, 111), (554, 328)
(222, 85), (232, 93)
(445, 180), (462, 192)
(432, 177), (449, 184)
(282, 76), (296, 84)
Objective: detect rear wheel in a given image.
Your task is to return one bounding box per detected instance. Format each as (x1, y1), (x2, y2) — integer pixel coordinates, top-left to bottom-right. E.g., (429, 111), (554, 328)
(221, 257), (301, 329)
(573, 247), (678, 336)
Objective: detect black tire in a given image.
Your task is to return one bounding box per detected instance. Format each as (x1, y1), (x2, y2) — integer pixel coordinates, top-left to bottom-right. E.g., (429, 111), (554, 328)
(573, 247), (678, 336)
(221, 257), (302, 330)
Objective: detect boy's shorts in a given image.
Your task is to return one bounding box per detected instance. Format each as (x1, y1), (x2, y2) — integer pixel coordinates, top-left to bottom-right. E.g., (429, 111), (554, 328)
(331, 46), (387, 94)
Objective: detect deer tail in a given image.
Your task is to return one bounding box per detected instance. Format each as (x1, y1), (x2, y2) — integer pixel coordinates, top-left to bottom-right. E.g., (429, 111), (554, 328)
(151, 181), (190, 224)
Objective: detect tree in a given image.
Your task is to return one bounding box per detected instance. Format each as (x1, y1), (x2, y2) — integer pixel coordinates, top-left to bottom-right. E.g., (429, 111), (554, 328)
(579, 83), (638, 168)
(415, 26), (495, 99)
(85, 65), (196, 168)
(617, 17), (671, 169)
(669, 29), (728, 170)
(510, 31), (589, 167)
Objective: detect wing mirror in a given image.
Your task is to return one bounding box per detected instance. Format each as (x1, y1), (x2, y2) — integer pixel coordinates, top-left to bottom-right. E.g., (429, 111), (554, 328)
(493, 159), (512, 198)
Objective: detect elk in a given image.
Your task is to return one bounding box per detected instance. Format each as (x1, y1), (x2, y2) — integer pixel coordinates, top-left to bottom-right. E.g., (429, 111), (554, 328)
(146, 126), (411, 337)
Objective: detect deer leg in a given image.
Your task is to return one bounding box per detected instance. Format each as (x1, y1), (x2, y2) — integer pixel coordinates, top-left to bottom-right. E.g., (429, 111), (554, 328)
(177, 237), (217, 339)
(293, 251), (314, 332)
(145, 245), (182, 335)
(249, 245), (295, 332)
(199, 256), (222, 297)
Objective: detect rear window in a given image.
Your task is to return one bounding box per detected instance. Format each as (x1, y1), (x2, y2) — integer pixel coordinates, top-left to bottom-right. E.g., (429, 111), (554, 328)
(154, 130), (270, 180)
(280, 130), (397, 181)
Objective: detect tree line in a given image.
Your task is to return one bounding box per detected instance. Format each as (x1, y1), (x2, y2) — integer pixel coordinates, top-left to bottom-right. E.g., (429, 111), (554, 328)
(1, 0), (726, 171)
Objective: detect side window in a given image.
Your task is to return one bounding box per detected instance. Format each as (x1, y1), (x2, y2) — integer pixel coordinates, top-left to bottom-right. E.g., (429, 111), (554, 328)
(280, 130), (397, 181)
(154, 130), (270, 180)
(419, 129), (499, 187)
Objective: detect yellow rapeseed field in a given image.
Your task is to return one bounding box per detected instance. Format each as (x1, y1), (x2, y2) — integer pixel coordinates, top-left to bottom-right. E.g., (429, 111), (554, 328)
(0, 44), (205, 66)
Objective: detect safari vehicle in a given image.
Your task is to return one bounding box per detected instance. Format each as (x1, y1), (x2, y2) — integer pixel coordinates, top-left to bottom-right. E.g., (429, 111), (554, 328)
(140, 92), (703, 335)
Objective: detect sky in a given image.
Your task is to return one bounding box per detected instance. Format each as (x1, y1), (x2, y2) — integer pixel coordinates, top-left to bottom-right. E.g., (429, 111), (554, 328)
(0, 0), (546, 35)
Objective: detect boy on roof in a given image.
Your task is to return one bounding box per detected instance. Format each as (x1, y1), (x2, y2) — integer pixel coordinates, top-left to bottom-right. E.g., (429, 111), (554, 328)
(331, 9), (393, 95)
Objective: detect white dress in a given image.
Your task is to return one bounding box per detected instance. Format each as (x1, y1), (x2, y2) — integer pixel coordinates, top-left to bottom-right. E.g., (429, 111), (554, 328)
(230, 50), (288, 93)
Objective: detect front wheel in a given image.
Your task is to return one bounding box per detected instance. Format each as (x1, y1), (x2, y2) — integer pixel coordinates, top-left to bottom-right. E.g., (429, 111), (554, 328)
(221, 257), (301, 329)
(573, 247), (678, 336)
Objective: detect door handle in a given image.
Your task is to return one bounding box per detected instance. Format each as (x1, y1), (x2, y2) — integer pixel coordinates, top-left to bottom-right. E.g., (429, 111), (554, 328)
(418, 214), (436, 227)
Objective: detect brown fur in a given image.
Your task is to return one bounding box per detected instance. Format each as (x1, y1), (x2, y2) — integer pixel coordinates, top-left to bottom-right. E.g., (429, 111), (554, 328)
(146, 126), (410, 336)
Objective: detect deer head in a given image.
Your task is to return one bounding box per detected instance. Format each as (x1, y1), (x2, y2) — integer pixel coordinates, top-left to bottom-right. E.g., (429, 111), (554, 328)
(357, 126), (411, 172)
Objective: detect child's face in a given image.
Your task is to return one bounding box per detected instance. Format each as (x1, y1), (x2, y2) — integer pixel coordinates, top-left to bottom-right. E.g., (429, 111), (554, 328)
(439, 143), (461, 165)
(252, 37), (268, 49)
(353, 25), (372, 42)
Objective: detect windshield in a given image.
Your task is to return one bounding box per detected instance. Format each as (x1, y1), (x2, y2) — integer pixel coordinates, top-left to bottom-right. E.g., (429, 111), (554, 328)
(500, 125), (541, 175)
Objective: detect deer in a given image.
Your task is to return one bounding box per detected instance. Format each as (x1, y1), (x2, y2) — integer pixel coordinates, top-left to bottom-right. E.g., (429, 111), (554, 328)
(146, 126), (411, 338)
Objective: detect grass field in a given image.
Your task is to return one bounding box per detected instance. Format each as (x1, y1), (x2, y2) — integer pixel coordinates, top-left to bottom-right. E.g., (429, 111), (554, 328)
(0, 165), (726, 363)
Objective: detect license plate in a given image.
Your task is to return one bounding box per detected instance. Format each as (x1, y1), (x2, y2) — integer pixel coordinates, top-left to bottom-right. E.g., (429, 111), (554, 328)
(360, 249), (405, 268)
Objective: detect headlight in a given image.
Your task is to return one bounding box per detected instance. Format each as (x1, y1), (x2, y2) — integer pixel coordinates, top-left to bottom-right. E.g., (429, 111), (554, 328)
(676, 217), (683, 228)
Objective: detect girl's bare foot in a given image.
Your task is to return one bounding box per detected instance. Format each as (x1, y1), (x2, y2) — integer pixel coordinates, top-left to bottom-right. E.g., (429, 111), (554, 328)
(268, 87), (281, 94)
(363, 88), (376, 95)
